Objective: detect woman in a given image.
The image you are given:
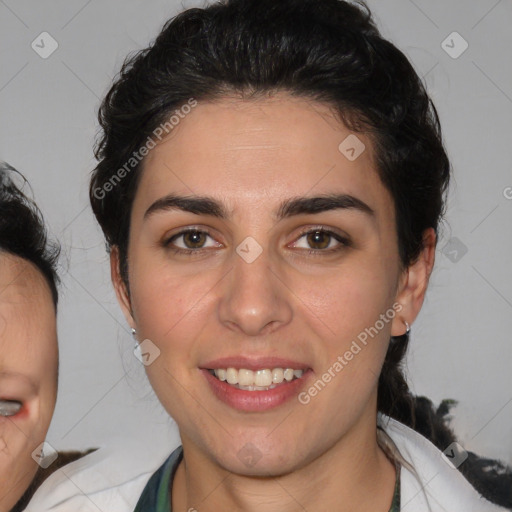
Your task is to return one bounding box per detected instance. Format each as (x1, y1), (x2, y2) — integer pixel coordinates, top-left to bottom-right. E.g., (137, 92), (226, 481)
(89, 0), (510, 510)
(0, 163), (92, 511)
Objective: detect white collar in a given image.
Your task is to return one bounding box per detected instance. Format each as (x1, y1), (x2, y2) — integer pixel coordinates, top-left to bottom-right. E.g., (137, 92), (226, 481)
(377, 413), (507, 511)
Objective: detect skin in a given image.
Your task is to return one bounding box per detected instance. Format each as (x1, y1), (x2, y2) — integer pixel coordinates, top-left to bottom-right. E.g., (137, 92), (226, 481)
(0, 253), (58, 512)
(112, 93), (435, 512)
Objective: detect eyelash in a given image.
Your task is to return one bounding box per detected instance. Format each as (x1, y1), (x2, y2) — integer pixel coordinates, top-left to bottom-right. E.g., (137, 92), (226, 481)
(164, 226), (351, 256)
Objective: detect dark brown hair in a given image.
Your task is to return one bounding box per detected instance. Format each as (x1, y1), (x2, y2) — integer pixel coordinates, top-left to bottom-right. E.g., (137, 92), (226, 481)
(0, 162), (60, 307)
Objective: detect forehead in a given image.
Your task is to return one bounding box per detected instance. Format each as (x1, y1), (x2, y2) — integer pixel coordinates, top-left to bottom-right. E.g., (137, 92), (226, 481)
(0, 253), (58, 395)
(0, 253), (54, 322)
(136, 94), (392, 222)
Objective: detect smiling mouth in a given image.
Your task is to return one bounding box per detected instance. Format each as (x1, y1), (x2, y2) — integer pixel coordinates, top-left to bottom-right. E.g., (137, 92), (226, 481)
(208, 367), (305, 391)
(0, 400), (22, 417)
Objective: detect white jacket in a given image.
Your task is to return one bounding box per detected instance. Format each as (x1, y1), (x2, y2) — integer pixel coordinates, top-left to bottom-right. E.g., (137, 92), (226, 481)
(377, 414), (509, 511)
(25, 416), (509, 511)
(24, 437), (167, 511)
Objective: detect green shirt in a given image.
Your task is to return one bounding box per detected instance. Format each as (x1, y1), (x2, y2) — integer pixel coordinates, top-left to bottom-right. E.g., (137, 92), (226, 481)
(134, 446), (401, 511)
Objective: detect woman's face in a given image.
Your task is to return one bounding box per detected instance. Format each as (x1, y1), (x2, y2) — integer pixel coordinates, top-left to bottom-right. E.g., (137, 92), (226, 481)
(114, 94), (426, 475)
(0, 253), (58, 510)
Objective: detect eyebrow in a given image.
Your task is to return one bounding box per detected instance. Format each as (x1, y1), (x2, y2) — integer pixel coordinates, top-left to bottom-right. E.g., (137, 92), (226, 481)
(144, 193), (375, 222)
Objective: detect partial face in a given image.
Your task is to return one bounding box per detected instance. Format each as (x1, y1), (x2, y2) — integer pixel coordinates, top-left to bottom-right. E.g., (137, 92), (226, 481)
(116, 94), (408, 476)
(0, 253), (58, 511)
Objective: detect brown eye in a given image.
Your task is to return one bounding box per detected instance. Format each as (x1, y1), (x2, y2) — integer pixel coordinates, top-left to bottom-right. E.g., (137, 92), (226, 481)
(182, 230), (208, 249)
(165, 228), (221, 253)
(291, 228), (350, 253)
(306, 230), (331, 249)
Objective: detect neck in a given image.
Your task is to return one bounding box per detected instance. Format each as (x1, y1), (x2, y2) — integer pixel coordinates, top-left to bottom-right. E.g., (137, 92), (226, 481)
(172, 411), (397, 512)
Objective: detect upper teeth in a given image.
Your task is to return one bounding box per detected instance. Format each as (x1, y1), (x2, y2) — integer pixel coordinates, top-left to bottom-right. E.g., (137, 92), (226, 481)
(214, 368), (303, 387)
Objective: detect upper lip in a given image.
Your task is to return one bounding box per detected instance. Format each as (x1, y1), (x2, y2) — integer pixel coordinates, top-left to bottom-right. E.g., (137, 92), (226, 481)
(200, 356), (310, 371)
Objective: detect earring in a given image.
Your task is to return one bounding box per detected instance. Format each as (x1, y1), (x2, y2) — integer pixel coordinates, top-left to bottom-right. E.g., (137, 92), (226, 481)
(131, 328), (139, 350)
(404, 321), (410, 335)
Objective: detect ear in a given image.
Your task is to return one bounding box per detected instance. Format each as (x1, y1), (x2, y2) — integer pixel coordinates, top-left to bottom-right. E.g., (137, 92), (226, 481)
(391, 228), (436, 336)
(110, 246), (135, 330)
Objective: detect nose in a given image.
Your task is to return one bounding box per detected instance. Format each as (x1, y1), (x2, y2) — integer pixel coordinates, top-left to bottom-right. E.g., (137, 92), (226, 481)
(217, 244), (293, 337)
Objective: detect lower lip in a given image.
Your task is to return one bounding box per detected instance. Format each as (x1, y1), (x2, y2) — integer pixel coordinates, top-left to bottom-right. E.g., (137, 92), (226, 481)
(202, 369), (311, 412)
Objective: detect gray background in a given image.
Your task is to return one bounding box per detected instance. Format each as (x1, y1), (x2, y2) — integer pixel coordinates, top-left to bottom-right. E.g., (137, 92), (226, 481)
(1, 0), (511, 465)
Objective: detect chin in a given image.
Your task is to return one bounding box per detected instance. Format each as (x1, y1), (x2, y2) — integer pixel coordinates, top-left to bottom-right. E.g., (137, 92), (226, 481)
(207, 437), (308, 478)
(222, 455), (298, 478)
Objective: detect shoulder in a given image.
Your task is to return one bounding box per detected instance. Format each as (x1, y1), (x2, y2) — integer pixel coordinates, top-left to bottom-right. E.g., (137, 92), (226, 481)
(23, 437), (178, 512)
(378, 414), (508, 512)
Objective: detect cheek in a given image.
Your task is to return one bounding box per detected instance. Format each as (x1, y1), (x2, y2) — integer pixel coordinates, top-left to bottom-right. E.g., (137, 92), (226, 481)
(130, 265), (213, 349)
(290, 259), (395, 342)
(25, 341), (58, 425)
(40, 349), (59, 413)
(32, 331), (59, 382)
(129, 270), (210, 416)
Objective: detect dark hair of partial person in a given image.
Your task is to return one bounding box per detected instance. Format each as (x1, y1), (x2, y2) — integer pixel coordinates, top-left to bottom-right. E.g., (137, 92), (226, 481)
(89, 0), (512, 507)
(0, 162), (60, 307)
